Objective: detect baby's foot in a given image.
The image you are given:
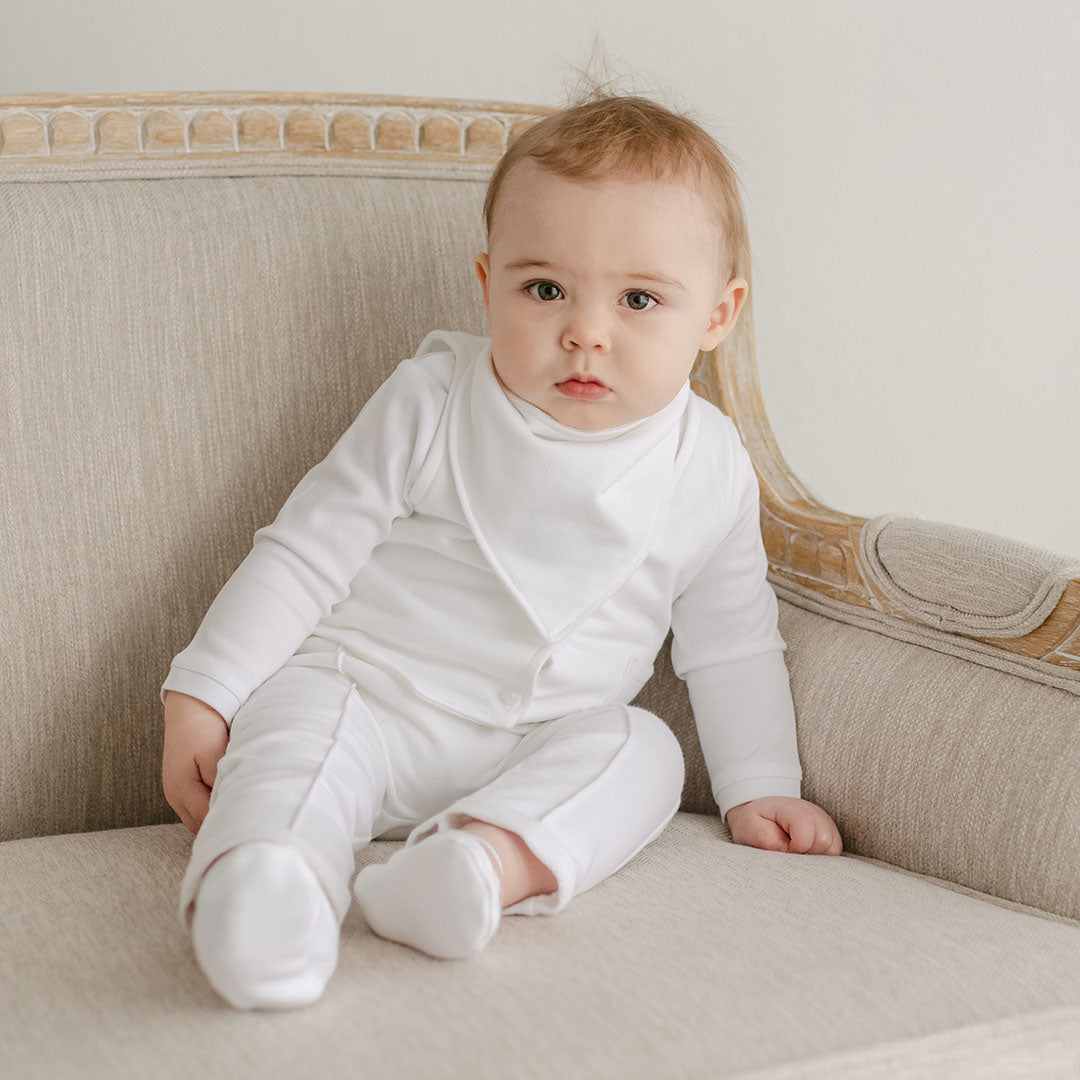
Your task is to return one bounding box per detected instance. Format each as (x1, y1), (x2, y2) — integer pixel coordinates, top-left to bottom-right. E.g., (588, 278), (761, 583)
(190, 841), (340, 1010)
(352, 829), (503, 959)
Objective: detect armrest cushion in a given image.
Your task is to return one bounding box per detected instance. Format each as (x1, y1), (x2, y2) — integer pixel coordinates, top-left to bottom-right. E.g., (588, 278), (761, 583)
(860, 513), (1080, 637)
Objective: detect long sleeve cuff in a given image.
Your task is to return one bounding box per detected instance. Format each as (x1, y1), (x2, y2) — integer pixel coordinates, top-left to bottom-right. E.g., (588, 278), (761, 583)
(160, 667), (243, 727)
(713, 775), (804, 822)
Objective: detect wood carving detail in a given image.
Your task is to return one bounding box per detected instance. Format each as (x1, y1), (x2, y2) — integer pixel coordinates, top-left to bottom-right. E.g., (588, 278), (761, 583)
(0, 93), (552, 163)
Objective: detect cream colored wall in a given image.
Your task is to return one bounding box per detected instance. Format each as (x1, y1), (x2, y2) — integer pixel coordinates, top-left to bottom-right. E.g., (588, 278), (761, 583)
(3, 0), (1076, 553)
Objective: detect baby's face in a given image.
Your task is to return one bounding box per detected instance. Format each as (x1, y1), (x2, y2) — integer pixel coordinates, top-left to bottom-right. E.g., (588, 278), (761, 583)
(475, 159), (747, 430)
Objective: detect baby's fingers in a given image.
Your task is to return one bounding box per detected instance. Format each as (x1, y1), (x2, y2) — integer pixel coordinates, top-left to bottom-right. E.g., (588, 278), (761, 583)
(790, 814), (843, 856)
(736, 815), (791, 853)
(170, 759), (212, 834)
(806, 811), (844, 856)
(184, 778), (212, 834)
(822, 824), (844, 856)
(173, 787), (210, 835)
(196, 748), (221, 789)
(783, 811), (819, 854)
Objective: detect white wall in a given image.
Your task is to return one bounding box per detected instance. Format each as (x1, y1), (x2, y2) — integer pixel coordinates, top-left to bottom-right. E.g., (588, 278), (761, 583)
(4, 0), (1076, 553)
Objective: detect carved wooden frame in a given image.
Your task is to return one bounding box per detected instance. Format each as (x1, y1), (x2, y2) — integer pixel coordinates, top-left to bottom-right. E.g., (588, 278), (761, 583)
(0, 91), (545, 161)
(3, 91), (1076, 671)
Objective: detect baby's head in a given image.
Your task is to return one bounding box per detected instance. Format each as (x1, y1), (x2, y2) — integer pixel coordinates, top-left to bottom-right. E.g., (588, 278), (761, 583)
(474, 92), (750, 431)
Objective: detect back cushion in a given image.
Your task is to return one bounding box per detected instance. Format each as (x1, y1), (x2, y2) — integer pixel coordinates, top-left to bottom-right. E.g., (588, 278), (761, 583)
(0, 165), (490, 839)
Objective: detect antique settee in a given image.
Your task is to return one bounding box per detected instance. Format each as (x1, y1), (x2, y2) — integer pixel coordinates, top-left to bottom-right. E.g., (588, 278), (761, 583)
(2, 91), (1079, 1079)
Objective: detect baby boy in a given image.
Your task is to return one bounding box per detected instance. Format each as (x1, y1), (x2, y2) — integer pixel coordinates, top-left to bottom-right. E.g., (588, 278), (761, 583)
(161, 90), (843, 1011)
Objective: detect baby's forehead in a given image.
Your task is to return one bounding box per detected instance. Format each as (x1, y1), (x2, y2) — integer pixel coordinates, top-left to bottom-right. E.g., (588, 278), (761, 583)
(511, 157), (704, 200)
(498, 162), (724, 258)
(517, 161), (720, 233)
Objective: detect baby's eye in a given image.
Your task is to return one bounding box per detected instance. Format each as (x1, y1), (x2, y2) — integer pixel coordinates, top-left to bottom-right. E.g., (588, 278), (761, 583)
(622, 291), (658, 311)
(526, 281), (563, 302)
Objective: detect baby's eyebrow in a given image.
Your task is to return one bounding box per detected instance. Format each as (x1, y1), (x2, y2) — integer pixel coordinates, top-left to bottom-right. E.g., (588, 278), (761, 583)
(502, 258), (685, 291)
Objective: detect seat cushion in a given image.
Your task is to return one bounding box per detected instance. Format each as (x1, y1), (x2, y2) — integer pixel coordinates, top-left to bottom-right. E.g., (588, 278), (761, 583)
(2, 813), (1079, 1078)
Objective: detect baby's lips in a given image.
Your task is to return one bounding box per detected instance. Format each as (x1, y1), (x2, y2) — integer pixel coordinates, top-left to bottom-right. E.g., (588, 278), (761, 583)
(555, 377), (611, 399)
(557, 375), (608, 389)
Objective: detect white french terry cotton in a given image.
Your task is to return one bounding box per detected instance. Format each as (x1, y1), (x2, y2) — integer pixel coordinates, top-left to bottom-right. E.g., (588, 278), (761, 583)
(353, 829), (504, 959)
(190, 841), (340, 1010)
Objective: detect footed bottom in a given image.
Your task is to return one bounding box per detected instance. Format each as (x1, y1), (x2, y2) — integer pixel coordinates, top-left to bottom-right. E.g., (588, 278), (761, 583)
(353, 829), (503, 959)
(190, 841), (340, 1010)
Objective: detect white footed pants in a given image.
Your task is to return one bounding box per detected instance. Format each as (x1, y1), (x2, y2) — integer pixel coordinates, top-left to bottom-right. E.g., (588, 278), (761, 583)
(179, 648), (686, 931)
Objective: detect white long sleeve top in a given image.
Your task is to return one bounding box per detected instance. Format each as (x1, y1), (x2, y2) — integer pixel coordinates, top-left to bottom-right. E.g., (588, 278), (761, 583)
(161, 330), (802, 819)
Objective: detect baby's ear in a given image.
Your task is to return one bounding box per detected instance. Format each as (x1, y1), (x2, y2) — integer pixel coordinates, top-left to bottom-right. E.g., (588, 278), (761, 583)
(700, 277), (748, 350)
(474, 253), (492, 310)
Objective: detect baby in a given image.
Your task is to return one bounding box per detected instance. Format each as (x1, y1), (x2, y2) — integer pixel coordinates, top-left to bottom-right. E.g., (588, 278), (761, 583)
(161, 90), (843, 1011)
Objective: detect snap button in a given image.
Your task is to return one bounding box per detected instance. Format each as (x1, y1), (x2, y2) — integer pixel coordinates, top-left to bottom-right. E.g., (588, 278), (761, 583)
(500, 685), (522, 707)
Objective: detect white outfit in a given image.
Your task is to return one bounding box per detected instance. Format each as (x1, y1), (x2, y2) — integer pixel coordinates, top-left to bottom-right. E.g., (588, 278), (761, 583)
(162, 330), (802, 930)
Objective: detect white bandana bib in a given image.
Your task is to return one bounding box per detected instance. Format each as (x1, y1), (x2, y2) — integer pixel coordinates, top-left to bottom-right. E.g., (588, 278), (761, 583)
(420, 330), (698, 641)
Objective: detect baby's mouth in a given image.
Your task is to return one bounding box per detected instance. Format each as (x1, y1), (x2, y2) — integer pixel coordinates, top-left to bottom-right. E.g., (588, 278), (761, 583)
(556, 376), (610, 399)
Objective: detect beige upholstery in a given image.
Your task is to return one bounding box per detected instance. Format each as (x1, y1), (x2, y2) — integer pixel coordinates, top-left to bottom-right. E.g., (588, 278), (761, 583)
(4, 814), (1080, 1079)
(2, 93), (1079, 1077)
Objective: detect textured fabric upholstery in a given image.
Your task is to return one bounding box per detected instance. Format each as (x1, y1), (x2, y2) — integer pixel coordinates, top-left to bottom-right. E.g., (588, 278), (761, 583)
(860, 512), (1080, 636)
(1, 165), (491, 840)
(639, 592), (1080, 921)
(3, 814), (1080, 1079)
(775, 597), (1080, 920)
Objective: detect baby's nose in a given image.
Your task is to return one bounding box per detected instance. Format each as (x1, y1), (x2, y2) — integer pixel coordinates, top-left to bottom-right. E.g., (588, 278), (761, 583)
(559, 304), (612, 353)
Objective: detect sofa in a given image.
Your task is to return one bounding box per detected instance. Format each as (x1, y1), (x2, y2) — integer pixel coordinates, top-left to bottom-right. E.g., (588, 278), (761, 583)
(2, 90), (1079, 1079)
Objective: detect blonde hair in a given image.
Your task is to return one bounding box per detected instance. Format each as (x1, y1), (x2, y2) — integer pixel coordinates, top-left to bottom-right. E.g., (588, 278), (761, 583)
(482, 90), (751, 287)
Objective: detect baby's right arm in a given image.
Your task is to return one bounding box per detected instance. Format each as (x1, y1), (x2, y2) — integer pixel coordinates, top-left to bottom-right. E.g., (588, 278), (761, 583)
(158, 355), (448, 832)
(161, 690), (228, 834)
(160, 355), (445, 725)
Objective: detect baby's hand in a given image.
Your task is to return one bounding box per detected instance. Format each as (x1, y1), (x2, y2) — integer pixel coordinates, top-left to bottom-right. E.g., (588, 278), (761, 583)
(162, 690), (228, 835)
(726, 796), (842, 856)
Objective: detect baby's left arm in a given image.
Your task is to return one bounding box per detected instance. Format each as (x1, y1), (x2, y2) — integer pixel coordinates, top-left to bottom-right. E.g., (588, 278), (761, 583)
(669, 423), (842, 856)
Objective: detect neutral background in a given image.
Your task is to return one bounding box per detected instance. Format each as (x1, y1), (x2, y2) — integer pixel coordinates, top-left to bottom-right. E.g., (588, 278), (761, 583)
(3, 0), (1077, 553)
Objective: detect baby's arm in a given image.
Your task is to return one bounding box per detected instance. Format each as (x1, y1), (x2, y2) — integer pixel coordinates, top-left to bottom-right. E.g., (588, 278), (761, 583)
(159, 357), (445, 832)
(160, 357), (443, 726)
(670, 423), (842, 855)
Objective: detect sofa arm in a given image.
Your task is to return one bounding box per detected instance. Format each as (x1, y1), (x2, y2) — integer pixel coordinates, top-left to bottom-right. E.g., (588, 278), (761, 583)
(770, 514), (1080, 922)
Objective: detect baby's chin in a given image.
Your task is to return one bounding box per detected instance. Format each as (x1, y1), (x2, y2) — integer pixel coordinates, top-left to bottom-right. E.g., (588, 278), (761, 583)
(540, 398), (640, 432)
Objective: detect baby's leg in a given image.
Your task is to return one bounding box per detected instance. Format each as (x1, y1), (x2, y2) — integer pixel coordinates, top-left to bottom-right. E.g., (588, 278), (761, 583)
(353, 703), (684, 956)
(182, 657), (390, 1009)
(458, 819), (557, 906)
